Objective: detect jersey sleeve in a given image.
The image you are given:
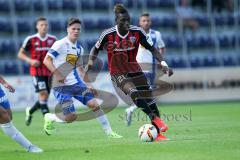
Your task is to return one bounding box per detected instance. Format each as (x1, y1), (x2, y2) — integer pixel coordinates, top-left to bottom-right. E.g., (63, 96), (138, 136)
(46, 41), (61, 59)
(95, 30), (108, 50)
(139, 28), (154, 50)
(22, 36), (31, 51)
(156, 31), (165, 49)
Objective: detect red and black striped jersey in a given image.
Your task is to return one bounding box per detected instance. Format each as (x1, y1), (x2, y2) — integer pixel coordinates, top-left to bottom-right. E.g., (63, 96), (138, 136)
(22, 33), (57, 76)
(95, 25), (153, 75)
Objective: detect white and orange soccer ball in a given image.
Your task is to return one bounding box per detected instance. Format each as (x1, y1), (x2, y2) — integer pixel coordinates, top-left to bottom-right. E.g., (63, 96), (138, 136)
(138, 124), (158, 142)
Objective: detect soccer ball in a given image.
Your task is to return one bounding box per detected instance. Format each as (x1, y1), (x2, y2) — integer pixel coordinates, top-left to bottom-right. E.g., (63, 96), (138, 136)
(138, 124), (158, 142)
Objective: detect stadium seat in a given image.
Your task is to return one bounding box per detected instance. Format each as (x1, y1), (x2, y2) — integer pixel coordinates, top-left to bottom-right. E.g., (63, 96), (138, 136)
(146, 0), (159, 9)
(218, 35), (235, 48)
(17, 20), (31, 33)
(195, 15), (210, 27)
(161, 17), (177, 28)
(190, 56), (203, 68)
(85, 39), (97, 51)
(94, 0), (109, 10)
(3, 61), (19, 75)
(151, 17), (162, 28)
(222, 55), (236, 66)
(203, 56), (219, 67)
(15, 0), (31, 12)
(1, 41), (16, 54)
(22, 62), (30, 74)
(198, 36), (214, 48)
(80, 0), (93, 10)
(62, 0), (77, 11)
(33, 0), (44, 12)
(0, 20), (13, 33)
(50, 20), (64, 32)
(83, 19), (97, 30)
(169, 56), (187, 68)
(97, 19), (112, 30)
(48, 0), (61, 10)
(158, 0), (175, 8)
(0, 0), (10, 13)
(164, 36), (182, 49)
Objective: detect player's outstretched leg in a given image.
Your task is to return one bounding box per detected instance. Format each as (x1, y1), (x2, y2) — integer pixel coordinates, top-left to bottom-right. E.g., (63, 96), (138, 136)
(25, 101), (40, 126)
(125, 105), (137, 126)
(1, 107), (43, 153)
(87, 99), (122, 139)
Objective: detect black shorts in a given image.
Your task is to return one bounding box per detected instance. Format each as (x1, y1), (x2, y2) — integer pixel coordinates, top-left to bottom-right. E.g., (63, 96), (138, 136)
(111, 72), (151, 96)
(32, 76), (51, 93)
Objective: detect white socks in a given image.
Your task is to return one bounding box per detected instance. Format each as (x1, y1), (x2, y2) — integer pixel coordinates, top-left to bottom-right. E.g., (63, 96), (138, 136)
(127, 105), (137, 112)
(45, 113), (65, 123)
(1, 122), (32, 150)
(94, 109), (112, 135)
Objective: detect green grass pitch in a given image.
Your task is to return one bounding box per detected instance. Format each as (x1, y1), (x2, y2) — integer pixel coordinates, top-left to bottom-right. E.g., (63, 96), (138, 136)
(0, 102), (240, 160)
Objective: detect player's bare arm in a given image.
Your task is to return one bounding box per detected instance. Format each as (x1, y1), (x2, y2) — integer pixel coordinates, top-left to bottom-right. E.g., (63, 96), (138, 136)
(86, 46), (100, 71)
(149, 46), (173, 77)
(0, 76), (15, 93)
(18, 47), (40, 67)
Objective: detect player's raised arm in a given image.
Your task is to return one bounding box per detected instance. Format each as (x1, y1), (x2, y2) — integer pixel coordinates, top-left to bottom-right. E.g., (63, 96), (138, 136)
(138, 29), (173, 76)
(0, 76), (15, 93)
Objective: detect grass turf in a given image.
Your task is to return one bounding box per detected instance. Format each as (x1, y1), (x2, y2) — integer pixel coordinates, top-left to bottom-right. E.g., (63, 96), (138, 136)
(0, 102), (240, 160)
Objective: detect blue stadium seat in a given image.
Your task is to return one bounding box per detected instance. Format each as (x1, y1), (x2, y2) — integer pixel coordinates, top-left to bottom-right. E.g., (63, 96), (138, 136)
(3, 62), (19, 75)
(158, 0), (175, 8)
(161, 17), (177, 28)
(196, 15), (210, 27)
(218, 35), (235, 48)
(85, 39), (97, 51)
(94, 0), (109, 10)
(48, 0), (61, 10)
(0, 20), (13, 33)
(164, 36), (182, 49)
(97, 19), (112, 30)
(169, 56), (187, 68)
(1, 41), (16, 54)
(83, 19), (97, 30)
(0, 0), (10, 12)
(33, 0), (44, 12)
(222, 55), (236, 66)
(198, 36), (214, 48)
(50, 20), (64, 32)
(146, 0), (159, 9)
(80, 0), (93, 10)
(22, 62), (30, 74)
(203, 56), (219, 67)
(190, 56), (203, 68)
(62, 0), (77, 10)
(17, 20), (31, 33)
(15, 0), (31, 12)
(151, 17), (162, 28)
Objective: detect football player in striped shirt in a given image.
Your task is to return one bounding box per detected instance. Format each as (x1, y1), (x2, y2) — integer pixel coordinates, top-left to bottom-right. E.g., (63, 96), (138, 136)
(125, 13), (172, 126)
(86, 4), (173, 141)
(18, 17), (57, 126)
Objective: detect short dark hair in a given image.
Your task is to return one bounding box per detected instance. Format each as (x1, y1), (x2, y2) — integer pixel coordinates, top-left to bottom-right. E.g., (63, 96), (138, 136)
(140, 13), (150, 18)
(36, 17), (47, 24)
(67, 18), (81, 27)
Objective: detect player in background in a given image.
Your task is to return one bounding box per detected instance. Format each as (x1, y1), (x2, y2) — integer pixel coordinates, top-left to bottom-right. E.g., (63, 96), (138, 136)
(125, 13), (166, 126)
(0, 76), (43, 153)
(86, 4), (173, 141)
(18, 17), (57, 126)
(43, 18), (122, 138)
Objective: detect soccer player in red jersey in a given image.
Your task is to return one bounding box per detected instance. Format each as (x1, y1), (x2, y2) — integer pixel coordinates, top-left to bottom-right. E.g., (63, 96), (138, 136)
(18, 17), (57, 126)
(86, 4), (173, 141)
